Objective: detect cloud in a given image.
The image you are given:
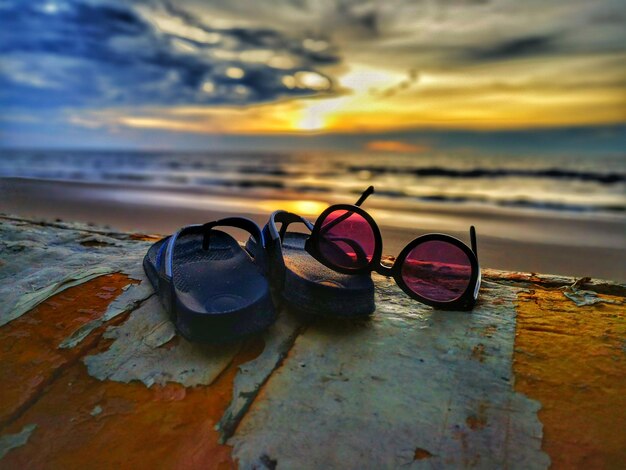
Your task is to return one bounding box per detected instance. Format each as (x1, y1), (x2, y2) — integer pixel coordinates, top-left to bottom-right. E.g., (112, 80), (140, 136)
(1, 0), (625, 145)
(365, 140), (429, 153)
(462, 35), (558, 62)
(370, 68), (419, 98)
(0, 0), (341, 111)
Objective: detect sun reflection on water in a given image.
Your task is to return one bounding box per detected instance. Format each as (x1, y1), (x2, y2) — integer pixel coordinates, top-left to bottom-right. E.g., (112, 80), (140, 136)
(259, 199), (328, 216)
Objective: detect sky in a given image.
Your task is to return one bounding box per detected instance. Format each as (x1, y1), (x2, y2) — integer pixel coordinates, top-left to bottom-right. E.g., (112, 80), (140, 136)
(1, 0), (625, 151)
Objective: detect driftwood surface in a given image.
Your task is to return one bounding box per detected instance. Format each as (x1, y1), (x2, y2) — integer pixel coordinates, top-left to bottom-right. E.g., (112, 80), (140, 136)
(0, 215), (624, 469)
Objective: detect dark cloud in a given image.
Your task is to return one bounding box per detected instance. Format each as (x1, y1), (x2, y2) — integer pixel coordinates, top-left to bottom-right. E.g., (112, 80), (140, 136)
(462, 35), (558, 62)
(0, 0), (340, 110)
(161, 1), (338, 64)
(336, 5), (379, 37)
(371, 68), (419, 98)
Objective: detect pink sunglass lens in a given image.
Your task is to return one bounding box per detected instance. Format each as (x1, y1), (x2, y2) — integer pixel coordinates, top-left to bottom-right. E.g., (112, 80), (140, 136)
(318, 209), (375, 270)
(401, 240), (472, 302)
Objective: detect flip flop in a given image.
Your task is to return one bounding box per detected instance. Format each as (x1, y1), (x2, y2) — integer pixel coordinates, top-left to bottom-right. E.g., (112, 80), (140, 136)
(247, 211), (375, 318)
(143, 217), (276, 343)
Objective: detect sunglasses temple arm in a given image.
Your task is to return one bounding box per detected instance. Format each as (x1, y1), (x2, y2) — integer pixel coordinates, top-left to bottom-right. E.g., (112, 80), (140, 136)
(319, 186), (375, 235)
(320, 211), (350, 234)
(470, 225), (478, 257)
(354, 186), (375, 207)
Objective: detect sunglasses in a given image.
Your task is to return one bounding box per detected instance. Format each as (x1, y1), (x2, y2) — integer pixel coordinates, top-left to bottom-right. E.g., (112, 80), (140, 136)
(303, 186), (481, 310)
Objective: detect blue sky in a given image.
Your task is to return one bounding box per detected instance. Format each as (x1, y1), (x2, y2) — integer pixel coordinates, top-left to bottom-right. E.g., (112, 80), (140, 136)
(1, 0), (625, 151)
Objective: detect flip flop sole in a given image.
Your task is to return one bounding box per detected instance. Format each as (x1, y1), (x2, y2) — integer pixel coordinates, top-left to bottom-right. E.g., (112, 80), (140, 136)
(143, 231), (275, 343)
(279, 233), (375, 318)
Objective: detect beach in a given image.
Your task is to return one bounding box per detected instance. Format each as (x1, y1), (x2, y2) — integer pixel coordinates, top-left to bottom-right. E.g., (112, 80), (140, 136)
(2, 176), (624, 282)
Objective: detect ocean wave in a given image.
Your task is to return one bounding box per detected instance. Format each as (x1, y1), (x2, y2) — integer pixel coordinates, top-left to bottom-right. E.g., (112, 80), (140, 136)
(347, 165), (626, 184)
(350, 188), (625, 213)
(1, 150), (624, 215)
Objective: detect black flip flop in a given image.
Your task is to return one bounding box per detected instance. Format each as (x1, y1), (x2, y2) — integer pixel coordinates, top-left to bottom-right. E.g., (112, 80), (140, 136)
(143, 217), (276, 343)
(247, 211), (375, 318)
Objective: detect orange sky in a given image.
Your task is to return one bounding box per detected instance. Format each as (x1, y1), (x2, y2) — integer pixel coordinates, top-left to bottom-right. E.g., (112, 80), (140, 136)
(2, 0), (625, 147)
(83, 59), (626, 136)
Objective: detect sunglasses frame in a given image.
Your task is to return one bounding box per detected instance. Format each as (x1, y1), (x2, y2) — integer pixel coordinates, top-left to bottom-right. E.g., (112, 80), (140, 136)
(304, 191), (481, 311)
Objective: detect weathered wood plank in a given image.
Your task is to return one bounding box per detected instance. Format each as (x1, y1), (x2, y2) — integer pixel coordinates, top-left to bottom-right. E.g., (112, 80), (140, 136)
(0, 215), (624, 469)
(228, 276), (550, 469)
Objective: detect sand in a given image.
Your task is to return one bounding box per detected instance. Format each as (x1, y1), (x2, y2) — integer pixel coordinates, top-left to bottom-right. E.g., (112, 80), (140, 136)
(1, 177), (625, 281)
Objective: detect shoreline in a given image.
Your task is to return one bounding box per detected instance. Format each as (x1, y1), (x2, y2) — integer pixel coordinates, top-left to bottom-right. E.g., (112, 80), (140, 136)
(1, 176), (625, 281)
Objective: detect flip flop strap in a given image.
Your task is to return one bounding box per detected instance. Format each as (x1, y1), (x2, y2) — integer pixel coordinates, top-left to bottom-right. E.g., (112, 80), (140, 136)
(266, 210), (314, 242)
(159, 218), (268, 279)
(262, 210), (314, 292)
(162, 224), (202, 278)
(154, 224), (202, 321)
(202, 217), (268, 273)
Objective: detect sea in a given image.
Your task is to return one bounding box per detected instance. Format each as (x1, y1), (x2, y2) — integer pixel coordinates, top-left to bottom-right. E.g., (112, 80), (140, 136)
(1, 148), (624, 215)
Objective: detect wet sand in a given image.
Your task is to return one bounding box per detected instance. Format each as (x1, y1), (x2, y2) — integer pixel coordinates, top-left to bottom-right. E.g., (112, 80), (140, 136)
(1, 177), (625, 281)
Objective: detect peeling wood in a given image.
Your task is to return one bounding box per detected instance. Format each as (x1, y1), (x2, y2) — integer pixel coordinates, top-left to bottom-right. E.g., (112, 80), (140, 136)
(1, 216), (624, 469)
(0, 273), (134, 428)
(0, 217), (152, 327)
(216, 313), (304, 442)
(84, 296), (242, 388)
(482, 268), (626, 296)
(413, 447), (433, 460)
(0, 343), (258, 469)
(561, 283), (622, 307)
(0, 424), (37, 460)
(0, 215), (146, 240)
(0, 266), (117, 327)
(228, 278), (550, 469)
(59, 267), (154, 349)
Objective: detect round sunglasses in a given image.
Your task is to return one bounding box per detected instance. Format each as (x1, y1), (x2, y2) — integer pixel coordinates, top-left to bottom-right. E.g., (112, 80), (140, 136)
(304, 186), (481, 310)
